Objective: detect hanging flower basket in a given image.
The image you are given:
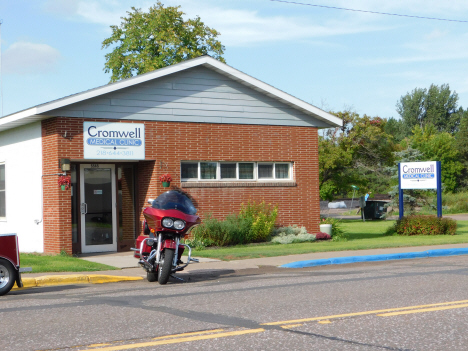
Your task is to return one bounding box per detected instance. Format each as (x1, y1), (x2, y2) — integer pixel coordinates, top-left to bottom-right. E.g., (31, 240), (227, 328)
(58, 175), (71, 191)
(159, 174), (172, 188)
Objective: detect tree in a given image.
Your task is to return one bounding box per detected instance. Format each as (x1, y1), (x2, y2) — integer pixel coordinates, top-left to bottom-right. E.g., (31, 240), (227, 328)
(383, 117), (406, 143)
(454, 110), (468, 188)
(102, 2), (225, 82)
(319, 111), (397, 200)
(396, 84), (462, 136)
(410, 125), (463, 192)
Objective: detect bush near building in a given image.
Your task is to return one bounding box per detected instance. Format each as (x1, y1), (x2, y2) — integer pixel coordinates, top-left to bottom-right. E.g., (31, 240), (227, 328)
(188, 201), (278, 248)
(390, 215), (457, 236)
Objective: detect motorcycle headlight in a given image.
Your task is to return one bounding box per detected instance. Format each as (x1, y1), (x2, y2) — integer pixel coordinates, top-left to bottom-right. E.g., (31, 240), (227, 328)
(173, 220), (185, 230)
(162, 218), (174, 228)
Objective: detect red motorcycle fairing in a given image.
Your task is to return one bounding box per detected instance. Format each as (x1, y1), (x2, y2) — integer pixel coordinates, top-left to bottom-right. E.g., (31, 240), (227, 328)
(143, 207), (200, 234)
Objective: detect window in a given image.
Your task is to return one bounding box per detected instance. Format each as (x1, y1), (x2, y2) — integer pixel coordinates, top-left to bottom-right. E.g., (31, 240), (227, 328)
(239, 163), (254, 180)
(181, 162), (292, 182)
(200, 162), (217, 180)
(181, 162), (198, 179)
(275, 164), (289, 179)
(0, 164), (5, 218)
(221, 163), (236, 179)
(258, 164), (273, 179)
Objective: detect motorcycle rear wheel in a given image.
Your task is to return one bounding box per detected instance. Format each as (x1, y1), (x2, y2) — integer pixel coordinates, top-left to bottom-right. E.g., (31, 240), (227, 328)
(158, 249), (174, 285)
(146, 270), (158, 282)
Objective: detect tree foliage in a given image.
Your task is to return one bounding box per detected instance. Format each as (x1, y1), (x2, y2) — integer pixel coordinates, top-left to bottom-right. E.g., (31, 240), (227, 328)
(396, 84), (462, 136)
(454, 110), (468, 188)
(319, 111), (397, 200)
(383, 117), (406, 143)
(410, 125), (463, 192)
(102, 2), (225, 82)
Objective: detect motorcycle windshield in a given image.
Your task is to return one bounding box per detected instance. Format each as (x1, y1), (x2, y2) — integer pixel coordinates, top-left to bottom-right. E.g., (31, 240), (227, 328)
(151, 190), (197, 215)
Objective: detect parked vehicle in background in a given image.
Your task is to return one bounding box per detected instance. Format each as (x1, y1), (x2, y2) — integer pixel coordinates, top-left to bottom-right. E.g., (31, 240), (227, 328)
(0, 233), (30, 295)
(132, 190), (200, 284)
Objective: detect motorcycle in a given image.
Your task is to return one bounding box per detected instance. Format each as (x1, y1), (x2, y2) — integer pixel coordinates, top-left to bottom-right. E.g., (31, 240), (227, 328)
(132, 190), (200, 284)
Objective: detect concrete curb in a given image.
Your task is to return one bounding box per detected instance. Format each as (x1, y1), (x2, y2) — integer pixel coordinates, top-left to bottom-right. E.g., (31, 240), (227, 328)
(12, 274), (143, 290)
(280, 248), (468, 268)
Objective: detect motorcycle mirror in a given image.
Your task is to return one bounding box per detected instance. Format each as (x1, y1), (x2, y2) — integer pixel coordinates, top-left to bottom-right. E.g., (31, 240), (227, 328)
(147, 199), (154, 205)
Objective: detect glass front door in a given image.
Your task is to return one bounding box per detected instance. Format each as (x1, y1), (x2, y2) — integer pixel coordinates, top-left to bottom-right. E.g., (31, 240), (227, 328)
(80, 164), (117, 253)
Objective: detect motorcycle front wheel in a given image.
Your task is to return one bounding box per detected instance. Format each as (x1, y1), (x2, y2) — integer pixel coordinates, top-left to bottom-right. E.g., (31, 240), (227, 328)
(158, 249), (174, 285)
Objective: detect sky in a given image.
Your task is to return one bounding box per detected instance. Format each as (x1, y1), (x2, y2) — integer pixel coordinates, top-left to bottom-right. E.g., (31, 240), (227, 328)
(1, 0), (468, 120)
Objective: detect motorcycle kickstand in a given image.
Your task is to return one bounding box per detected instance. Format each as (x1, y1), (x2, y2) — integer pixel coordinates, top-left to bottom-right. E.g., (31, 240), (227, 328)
(170, 274), (185, 282)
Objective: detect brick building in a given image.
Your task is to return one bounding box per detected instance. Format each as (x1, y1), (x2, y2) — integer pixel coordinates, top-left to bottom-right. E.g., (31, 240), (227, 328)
(0, 56), (341, 254)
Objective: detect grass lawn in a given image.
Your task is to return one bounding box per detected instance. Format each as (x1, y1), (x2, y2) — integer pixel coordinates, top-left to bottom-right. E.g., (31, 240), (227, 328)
(20, 253), (119, 273)
(191, 219), (468, 261)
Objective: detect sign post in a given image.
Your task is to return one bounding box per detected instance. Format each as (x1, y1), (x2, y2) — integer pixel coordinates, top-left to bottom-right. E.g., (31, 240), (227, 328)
(350, 185), (359, 209)
(437, 161), (442, 218)
(398, 161), (441, 220)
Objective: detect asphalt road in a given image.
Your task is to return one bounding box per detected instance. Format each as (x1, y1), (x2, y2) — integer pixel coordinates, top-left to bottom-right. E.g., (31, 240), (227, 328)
(3, 256), (468, 351)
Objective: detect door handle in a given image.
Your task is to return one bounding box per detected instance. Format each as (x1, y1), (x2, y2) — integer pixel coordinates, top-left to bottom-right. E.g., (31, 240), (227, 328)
(81, 203), (87, 214)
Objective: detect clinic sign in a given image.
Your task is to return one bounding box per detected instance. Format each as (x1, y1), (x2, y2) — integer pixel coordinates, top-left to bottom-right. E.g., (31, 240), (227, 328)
(400, 161), (437, 190)
(83, 122), (145, 160)
(398, 161), (442, 219)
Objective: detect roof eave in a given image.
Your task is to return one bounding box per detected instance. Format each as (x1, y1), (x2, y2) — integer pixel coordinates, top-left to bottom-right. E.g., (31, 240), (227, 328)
(1, 55), (342, 129)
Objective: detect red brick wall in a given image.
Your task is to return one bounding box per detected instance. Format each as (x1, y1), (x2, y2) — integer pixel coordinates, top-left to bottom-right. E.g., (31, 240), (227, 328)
(42, 117), (320, 254)
(42, 119), (75, 253)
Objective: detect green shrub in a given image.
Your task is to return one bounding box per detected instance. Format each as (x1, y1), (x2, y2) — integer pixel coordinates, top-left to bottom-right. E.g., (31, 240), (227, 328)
(392, 215), (457, 236)
(271, 233), (316, 244)
(189, 201), (278, 248)
(240, 201), (278, 243)
(320, 217), (348, 241)
(271, 225), (316, 244)
(272, 224), (307, 236)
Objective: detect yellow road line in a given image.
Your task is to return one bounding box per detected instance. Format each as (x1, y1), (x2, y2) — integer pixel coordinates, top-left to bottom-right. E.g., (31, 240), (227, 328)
(152, 329), (225, 340)
(262, 299), (468, 325)
(74, 299), (468, 350)
(378, 303), (468, 317)
(84, 329), (265, 351)
(318, 320), (332, 324)
(87, 344), (112, 348)
(79, 329), (226, 350)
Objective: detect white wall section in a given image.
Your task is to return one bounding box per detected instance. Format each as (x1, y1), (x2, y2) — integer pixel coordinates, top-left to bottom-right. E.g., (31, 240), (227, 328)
(0, 122), (43, 252)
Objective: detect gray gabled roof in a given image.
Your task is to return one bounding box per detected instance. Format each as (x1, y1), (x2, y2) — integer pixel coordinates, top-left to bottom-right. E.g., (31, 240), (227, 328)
(0, 55), (342, 132)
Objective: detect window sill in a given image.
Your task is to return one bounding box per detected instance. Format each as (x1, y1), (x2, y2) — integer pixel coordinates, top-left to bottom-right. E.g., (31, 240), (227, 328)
(181, 181), (297, 188)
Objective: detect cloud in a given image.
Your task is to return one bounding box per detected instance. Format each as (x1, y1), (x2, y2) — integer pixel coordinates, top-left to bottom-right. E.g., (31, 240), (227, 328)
(43, 0), (79, 16)
(41, 0), (389, 46)
(180, 7), (387, 47)
(361, 31), (468, 65)
(3, 42), (62, 75)
(43, 0), (132, 26)
(41, 0), (468, 47)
